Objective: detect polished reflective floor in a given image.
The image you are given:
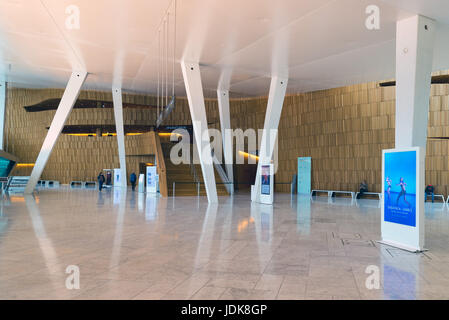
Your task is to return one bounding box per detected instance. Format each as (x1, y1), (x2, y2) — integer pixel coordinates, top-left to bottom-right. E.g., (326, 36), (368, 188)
(1, 187), (449, 300)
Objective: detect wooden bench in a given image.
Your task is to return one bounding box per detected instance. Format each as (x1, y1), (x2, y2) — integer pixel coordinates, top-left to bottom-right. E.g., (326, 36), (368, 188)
(355, 192), (382, 200)
(311, 190), (355, 199)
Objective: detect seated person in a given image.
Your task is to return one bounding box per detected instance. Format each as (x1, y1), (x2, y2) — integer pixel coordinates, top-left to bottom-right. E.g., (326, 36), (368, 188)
(357, 180), (368, 199)
(425, 184), (435, 203)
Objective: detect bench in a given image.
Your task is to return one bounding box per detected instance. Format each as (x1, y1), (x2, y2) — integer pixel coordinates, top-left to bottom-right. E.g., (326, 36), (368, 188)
(70, 181), (83, 188)
(424, 194), (445, 202)
(355, 192), (382, 200)
(84, 181), (97, 188)
(46, 181), (59, 188)
(311, 190), (355, 199)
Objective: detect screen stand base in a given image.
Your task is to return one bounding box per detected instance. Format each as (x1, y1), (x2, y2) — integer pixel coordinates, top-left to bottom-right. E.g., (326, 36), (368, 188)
(377, 240), (428, 253)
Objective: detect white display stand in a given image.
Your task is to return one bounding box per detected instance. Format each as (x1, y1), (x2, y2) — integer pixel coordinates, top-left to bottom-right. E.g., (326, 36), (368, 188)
(146, 166), (158, 193)
(113, 168), (122, 187)
(379, 147), (425, 252)
(259, 164), (274, 205)
(138, 173), (145, 193)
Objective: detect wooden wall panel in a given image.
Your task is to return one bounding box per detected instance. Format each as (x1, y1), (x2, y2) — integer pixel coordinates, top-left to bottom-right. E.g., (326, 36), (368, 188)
(5, 69), (449, 194)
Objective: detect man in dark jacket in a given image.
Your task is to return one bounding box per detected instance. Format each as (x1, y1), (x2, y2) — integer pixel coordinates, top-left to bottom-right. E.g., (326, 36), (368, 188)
(130, 172), (137, 191)
(425, 184), (435, 203)
(97, 172), (105, 191)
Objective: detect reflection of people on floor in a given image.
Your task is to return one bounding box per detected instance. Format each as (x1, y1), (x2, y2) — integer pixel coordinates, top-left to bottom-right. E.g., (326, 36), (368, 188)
(396, 177), (410, 207)
(386, 177), (392, 201)
(130, 190), (135, 209)
(357, 180), (368, 199)
(97, 189), (104, 205)
(425, 184), (435, 203)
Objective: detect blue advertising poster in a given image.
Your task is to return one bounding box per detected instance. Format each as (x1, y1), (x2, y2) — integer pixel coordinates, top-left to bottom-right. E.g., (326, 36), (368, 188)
(261, 165), (270, 195)
(297, 157), (311, 194)
(384, 150), (416, 227)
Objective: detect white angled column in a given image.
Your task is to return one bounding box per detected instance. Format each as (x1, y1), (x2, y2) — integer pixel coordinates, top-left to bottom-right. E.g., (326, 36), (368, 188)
(395, 15), (435, 150)
(25, 71), (87, 194)
(112, 87), (127, 187)
(252, 76), (288, 203)
(181, 61), (218, 204)
(0, 81), (5, 150)
(217, 89), (234, 194)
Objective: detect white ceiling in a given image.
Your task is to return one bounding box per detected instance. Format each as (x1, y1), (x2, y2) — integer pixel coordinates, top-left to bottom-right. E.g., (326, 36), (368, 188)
(0, 0), (448, 98)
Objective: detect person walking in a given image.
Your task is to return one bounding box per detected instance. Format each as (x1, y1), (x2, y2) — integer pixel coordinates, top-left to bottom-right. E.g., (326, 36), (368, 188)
(130, 172), (137, 191)
(97, 172), (105, 191)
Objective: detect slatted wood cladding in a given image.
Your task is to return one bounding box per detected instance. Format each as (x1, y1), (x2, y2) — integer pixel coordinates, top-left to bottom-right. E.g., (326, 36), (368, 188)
(5, 88), (220, 184)
(5, 69), (449, 194)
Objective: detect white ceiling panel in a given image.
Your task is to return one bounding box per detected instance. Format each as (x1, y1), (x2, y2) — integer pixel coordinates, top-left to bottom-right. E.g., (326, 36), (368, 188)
(0, 0), (448, 97)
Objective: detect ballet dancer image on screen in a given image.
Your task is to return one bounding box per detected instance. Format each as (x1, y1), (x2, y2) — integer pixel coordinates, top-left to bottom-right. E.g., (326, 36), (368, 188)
(396, 177), (411, 207)
(386, 177), (392, 200)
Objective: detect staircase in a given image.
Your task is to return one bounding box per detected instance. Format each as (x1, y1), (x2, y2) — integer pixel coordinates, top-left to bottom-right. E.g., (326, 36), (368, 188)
(4, 176), (31, 193)
(161, 141), (229, 196)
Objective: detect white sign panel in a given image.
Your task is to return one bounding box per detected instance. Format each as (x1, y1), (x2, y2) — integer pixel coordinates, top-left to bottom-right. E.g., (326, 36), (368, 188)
(259, 164), (274, 205)
(380, 147), (425, 252)
(146, 166), (157, 193)
(113, 168), (122, 187)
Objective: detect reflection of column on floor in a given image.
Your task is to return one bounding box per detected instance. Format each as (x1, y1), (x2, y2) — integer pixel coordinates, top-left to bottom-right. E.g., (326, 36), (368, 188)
(194, 203), (218, 270)
(250, 202), (273, 268)
(109, 189), (127, 270)
(218, 197), (234, 252)
(25, 195), (68, 297)
(138, 192), (144, 213)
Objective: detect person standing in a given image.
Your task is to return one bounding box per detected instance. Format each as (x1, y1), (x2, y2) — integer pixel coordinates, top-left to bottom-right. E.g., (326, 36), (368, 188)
(97, 172), (105, 191)
(106, 171), (112, 186)
(130, 172), (137, 191)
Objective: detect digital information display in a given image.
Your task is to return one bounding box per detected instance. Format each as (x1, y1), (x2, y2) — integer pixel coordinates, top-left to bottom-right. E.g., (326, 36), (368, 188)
(380, 147), (425, 252)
